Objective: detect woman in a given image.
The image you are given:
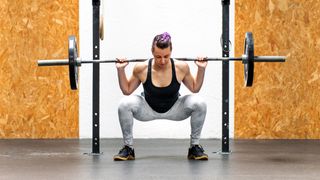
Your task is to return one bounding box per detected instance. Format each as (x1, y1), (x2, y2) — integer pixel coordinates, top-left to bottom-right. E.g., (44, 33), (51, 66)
(114, 32), (208, 161)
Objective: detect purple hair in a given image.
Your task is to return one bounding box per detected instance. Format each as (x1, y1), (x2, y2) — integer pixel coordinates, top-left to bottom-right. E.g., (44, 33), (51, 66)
(152, 32), (172, 52)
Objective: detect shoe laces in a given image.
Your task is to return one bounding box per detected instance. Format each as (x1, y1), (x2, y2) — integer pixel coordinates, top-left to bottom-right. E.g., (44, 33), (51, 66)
(192, 145), (204, 153)
(119, 146), (132, 154)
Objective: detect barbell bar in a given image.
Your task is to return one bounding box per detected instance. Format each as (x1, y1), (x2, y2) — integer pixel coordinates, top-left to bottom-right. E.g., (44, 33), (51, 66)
(38, 56), (285, 66)
(37, 32), (286, 90)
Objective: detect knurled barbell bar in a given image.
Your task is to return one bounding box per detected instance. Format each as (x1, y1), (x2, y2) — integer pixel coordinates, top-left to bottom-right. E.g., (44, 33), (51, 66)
(37, 32), (286, 90)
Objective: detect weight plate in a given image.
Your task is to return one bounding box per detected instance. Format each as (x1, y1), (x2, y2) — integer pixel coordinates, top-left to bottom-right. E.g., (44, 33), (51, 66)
(68, 35), (79, 90)
(243, 32), (254, 87)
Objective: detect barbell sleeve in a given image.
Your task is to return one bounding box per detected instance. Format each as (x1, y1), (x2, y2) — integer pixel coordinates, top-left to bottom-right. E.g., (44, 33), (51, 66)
(38, 59), (69, 66)
(253, 56), (286, 62)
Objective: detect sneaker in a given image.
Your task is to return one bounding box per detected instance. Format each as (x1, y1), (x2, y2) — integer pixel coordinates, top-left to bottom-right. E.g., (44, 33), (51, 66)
(187, 145), (208, 160)
(113, 146), (135, 161)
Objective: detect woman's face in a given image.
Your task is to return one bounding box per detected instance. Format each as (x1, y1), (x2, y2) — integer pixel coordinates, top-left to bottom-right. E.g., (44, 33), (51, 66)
(152, 46), (171, 67)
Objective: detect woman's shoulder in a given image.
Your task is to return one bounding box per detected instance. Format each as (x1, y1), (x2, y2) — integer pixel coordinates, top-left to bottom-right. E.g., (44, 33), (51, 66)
(133, 60), (148, 73)
(173, 59), (189, 70)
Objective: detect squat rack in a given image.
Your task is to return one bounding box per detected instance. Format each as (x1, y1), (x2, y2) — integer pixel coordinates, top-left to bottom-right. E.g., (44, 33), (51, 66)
(89, 0), (231, 154)
(221, 0), (231, 154)
(92, 0), (100, 154)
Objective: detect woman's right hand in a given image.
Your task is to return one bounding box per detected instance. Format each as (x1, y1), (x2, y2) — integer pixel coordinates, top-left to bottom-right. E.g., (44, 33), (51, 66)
(116, 58), (129, 69)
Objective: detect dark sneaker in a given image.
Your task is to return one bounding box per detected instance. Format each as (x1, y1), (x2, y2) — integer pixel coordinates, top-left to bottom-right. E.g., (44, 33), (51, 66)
(113, 146), (135, 161)
(188, 145), (208, 160)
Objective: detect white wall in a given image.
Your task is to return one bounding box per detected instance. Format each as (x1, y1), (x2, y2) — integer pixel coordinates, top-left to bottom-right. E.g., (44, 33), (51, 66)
(79, 0), (234, 139)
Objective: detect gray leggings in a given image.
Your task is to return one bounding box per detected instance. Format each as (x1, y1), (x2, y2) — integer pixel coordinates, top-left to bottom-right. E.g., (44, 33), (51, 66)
(117, 94), (207, 147)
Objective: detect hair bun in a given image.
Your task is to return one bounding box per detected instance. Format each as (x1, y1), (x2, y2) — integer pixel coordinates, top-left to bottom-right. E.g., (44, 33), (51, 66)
(160, 32), (171, 41)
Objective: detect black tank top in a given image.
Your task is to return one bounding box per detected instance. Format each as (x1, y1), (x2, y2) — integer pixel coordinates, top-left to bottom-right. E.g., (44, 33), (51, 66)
(142, 58), (181, 113)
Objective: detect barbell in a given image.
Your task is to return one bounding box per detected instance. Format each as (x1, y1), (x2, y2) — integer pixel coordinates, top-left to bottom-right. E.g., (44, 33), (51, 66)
(37, 32), (286, 90)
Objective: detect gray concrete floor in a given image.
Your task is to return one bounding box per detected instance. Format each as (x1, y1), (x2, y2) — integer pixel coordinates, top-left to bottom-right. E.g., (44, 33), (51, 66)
(0, 139), (319, 180)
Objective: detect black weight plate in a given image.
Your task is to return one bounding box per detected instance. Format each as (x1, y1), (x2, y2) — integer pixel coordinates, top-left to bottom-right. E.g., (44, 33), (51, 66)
(68, 35), (79, 90)
(243, 32), (254, 87)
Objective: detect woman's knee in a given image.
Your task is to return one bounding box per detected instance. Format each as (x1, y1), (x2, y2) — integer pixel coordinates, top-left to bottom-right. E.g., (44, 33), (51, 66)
(186, 95), (207, 112)
(118, 95), (141, 112)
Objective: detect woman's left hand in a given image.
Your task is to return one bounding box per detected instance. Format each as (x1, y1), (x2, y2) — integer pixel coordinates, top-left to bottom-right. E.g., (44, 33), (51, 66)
(195, 57), (208, 69)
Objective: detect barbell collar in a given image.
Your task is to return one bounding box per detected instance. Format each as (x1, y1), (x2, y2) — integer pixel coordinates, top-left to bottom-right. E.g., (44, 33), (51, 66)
(241, 55), (248, 64)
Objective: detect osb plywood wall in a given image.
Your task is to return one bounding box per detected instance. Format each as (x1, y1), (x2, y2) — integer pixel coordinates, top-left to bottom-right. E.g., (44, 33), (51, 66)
(235, 0), (320, 139)
(0, 0), (79, 138)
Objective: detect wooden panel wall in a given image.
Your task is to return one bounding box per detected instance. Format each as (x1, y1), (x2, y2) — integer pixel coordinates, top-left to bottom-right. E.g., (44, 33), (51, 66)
(235, 0), (320, 139)
(0, 0), (79, 138)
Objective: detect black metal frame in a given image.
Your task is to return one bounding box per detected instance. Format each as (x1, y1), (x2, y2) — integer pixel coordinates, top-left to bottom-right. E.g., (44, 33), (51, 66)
(88, 0), (231, 154)
(221, 0), (231, 154)
(92, 0), (101, 154)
